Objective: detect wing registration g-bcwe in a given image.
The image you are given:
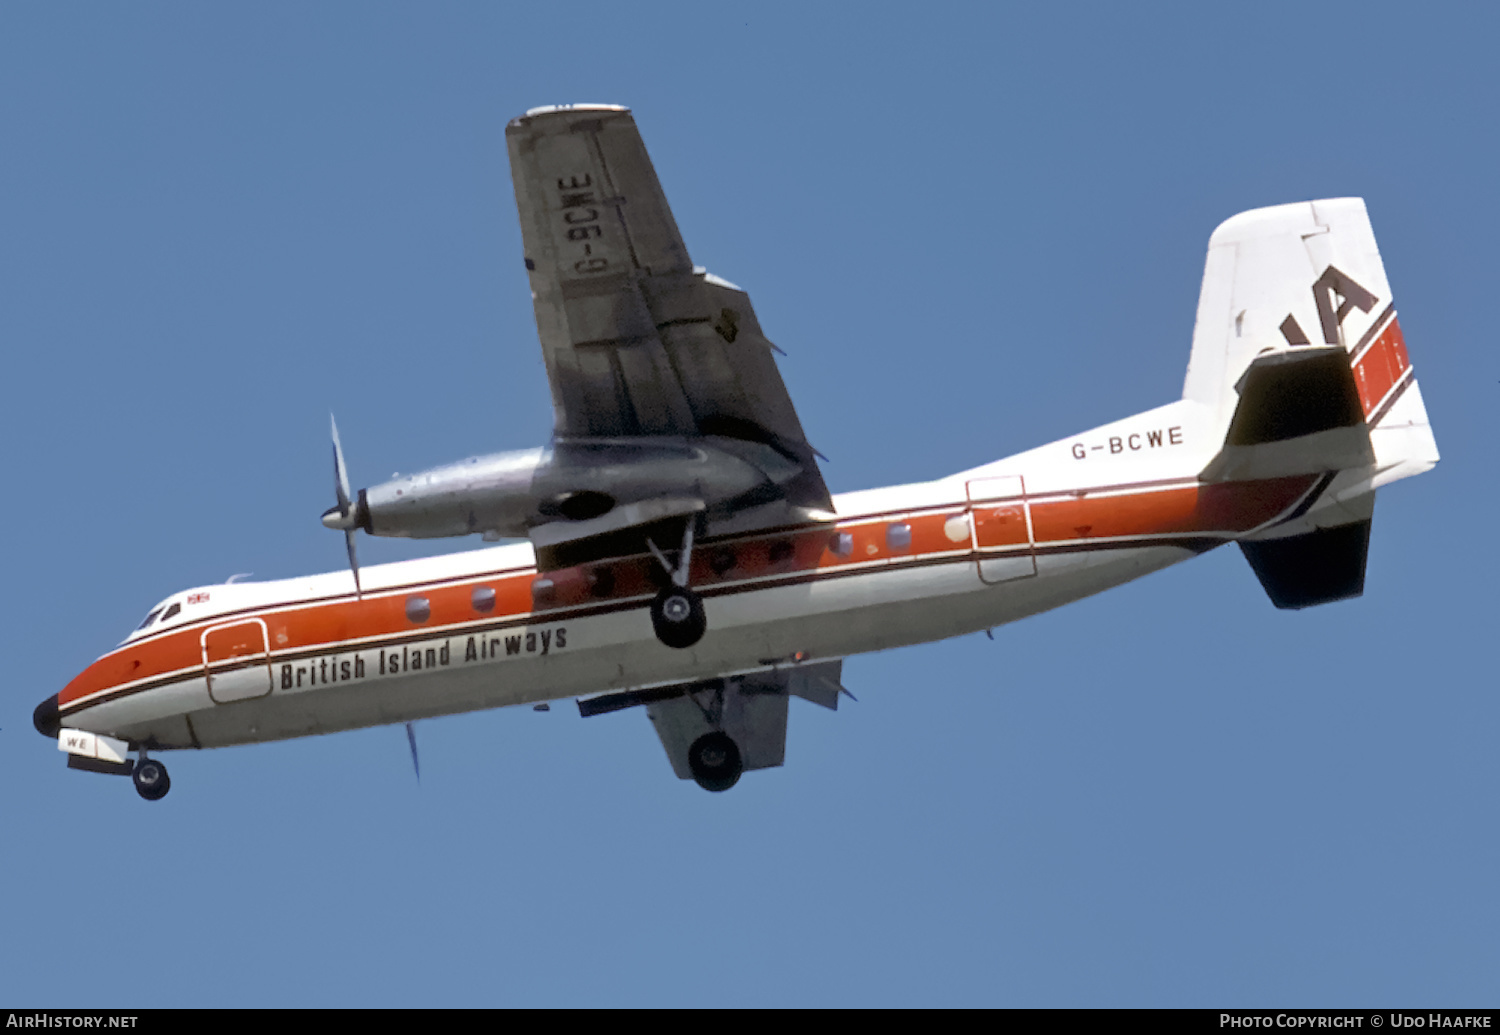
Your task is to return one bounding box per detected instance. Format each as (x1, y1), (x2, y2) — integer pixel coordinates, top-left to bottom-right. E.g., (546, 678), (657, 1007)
(36, 105), (1439, 799)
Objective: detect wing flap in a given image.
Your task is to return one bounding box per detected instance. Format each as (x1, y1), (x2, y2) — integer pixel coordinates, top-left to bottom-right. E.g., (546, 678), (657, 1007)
(528, 495), (704, 551)
(559, 275), (658, 347)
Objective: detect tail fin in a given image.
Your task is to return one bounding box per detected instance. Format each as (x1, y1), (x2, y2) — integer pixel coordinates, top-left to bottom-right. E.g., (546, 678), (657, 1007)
(1184, 198), (1438, 608)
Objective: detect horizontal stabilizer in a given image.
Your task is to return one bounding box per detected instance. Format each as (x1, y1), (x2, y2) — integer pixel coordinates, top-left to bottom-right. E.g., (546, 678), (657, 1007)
(1200, 347), (1374, 482)
(1240, 518), (1371, 609)
(1229, 347), (1363, 445)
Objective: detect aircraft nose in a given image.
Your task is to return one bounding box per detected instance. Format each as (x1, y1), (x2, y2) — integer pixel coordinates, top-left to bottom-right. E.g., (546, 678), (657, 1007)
(33, 693), (60, 739)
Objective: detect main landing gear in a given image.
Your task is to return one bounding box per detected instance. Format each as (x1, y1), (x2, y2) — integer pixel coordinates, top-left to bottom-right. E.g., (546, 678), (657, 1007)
(132, 751), (170, 802)
(648, 520), (706, 649)
(680, 682), (744, 792)
(687, 731), (742, 792)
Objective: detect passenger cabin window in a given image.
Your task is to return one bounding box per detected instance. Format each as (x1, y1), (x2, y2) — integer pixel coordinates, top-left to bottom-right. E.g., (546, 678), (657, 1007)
(887, 523), (913, 552)
(708, 546), (736, 575)
(588, 567), (615, 598)
(531, 578), (556, 606)
(406, 597), (431, 623)
(471, 586), (496, 613)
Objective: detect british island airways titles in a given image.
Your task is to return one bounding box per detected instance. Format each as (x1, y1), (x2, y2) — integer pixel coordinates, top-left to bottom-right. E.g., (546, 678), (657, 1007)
(275, 624), (570, 692)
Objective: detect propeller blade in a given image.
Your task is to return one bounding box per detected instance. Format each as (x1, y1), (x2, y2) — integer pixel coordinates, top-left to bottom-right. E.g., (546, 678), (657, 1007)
(345, 530), (362, 599)
(328, 415), (363, 597)
(331, 414), (352, 517)
(405, 722), (420, 782)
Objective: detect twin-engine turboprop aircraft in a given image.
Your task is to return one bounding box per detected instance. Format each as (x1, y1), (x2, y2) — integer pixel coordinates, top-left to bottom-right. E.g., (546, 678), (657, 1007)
(36, 105), (1439, 800)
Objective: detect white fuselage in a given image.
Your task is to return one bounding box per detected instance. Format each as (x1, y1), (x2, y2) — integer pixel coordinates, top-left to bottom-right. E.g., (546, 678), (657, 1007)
(54, 396), (1335, 753)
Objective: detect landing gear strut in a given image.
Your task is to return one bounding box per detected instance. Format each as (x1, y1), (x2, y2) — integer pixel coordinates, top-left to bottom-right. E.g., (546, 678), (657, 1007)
(648, 520), (706, 649)
(132, 752), (170, 801)
(688, 731), (742, 792)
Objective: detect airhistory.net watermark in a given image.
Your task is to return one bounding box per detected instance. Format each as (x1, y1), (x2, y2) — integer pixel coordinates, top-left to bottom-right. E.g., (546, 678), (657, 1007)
(1221, 1016), (1492, 1029)
(6, 1016), (138, 1028)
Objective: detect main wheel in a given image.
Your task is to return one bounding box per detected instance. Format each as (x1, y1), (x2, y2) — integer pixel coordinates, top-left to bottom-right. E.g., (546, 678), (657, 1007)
(650, 587), (705, 649)
(133, 758), (171, 801)
(688, 731), (742, 792)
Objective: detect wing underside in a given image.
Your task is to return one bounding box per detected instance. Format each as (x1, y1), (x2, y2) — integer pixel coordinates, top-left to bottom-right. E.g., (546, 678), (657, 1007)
(505, 105), (829, 513)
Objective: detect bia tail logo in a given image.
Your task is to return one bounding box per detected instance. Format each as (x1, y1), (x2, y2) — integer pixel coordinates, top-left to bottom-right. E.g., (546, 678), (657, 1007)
(1280, 266), (1378, 347)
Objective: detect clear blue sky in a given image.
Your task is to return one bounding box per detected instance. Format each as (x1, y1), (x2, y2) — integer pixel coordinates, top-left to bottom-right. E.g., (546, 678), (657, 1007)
(2, 3), (1494, 1007)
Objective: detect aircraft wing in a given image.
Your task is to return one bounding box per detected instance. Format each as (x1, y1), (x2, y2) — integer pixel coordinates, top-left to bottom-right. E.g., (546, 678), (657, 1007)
(577, 661), (845, 782)
(505, 105), (831, 515)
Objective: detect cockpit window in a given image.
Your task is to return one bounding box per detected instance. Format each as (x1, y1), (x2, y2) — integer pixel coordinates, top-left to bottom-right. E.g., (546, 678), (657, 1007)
(160, 602), (181, 623)
(136, 607), (165, 631)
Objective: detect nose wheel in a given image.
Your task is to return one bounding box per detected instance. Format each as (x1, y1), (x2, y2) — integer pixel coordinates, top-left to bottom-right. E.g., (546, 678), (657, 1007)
(133, 757), (171, 801)
(647, 520), (706, 649)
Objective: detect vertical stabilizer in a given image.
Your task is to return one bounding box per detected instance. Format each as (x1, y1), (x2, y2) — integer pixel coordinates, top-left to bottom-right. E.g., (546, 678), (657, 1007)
(1183, 199), (1436, 487)
(1183, 199), (1438, 608)
(1185, 199), (1388, 417)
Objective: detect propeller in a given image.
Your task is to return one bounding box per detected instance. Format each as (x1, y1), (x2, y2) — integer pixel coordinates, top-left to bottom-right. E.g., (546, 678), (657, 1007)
(406, 722), (421, 782)
(323, 415), (364, 598)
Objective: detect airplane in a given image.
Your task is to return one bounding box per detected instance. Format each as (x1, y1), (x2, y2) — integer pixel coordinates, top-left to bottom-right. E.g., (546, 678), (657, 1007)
(33, 105), (1439, 800)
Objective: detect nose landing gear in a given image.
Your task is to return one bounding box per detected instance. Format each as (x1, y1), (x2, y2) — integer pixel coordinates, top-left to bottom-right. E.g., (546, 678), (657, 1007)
(133, 753), (171, 801)
(648, 520), (706, 649)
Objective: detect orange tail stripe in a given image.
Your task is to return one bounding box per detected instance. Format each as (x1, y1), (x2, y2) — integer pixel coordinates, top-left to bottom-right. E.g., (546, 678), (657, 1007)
(1353, 317), (1411, 418)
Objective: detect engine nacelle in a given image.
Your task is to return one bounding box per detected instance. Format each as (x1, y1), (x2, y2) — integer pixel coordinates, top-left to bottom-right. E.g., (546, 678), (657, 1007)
(322, 437), (806, 542)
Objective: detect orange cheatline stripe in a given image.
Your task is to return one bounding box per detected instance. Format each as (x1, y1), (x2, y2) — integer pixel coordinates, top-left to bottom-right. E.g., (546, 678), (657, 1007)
(1029, 476), (1315, 544)
(58, 476), (1319, 709)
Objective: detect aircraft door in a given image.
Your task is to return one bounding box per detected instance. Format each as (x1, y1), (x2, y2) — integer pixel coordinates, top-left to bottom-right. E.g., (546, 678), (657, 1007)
(202, 619), (274, 704)
(967, 476), (1037, 584)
